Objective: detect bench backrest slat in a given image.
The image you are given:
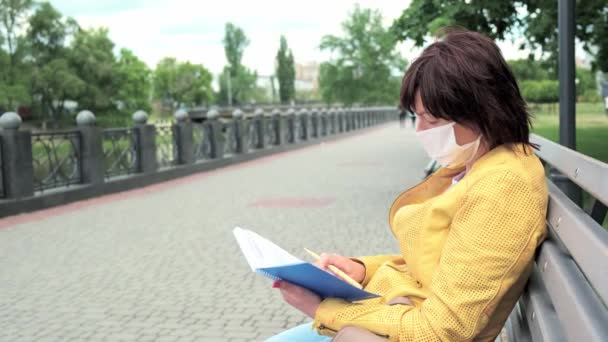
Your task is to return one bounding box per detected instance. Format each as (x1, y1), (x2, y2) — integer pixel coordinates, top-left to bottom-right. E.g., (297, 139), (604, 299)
(536, 239), (608, 341)
(531, 134), (608, 206)
(501, 136), (608, 342)
(546, 181), (608, 303)
(519, 266), (565, 342)
(504, 301), (532, 342)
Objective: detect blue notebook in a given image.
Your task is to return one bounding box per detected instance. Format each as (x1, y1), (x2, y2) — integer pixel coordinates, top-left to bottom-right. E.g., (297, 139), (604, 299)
(234, 227), (379, 302)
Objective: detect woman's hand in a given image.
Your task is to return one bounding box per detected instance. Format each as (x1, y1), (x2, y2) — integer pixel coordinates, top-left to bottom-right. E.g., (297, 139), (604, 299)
(274, 281), (321, 318)
(316, 253), (366, 284)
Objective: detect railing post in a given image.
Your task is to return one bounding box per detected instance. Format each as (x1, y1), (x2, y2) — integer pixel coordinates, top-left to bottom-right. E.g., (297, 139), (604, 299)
(310, 108), (319, 138)
(255, 108), (273, 149)
(206, 109), (224, 159)
(76, 110), (104, 185)
(254, 108), (266, 149)
(132, 110), (157, 174)
(232, 109), (246, 154)
(299, 108), (309, 141)
(271, 109), (282, 145)
(328, 108), (335, 134)
(322, 109), (329, 136)
(174, 109), (194, 165)
(286, 108), (296, 143)
(0, 112), (34, 198)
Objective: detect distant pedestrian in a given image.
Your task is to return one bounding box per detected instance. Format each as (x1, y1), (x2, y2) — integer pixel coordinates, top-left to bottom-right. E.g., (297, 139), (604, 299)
(409, 110), (416, 128)
(399, 109), (407, 127)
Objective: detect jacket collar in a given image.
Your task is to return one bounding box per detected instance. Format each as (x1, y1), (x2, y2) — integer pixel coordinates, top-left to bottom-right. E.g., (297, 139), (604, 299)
(388, 143), (530, 230)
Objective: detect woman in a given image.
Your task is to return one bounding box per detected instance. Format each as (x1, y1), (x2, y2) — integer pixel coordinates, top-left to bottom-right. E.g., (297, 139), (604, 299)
(266, 29), (548, 342)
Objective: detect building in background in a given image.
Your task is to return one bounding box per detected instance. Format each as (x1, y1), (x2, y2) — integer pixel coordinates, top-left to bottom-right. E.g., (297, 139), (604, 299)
(295, 62), (319, 92)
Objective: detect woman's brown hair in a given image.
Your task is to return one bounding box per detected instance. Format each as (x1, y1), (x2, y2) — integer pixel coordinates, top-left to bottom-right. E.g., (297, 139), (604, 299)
(400, 28), (533, 150)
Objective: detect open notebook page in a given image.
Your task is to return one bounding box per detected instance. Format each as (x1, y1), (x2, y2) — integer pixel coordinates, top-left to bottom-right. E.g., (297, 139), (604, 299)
(233, 226), (303, 270)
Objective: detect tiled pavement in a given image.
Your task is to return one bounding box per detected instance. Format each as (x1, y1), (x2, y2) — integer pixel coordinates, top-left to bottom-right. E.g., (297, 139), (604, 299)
(0, 122), (428, 341)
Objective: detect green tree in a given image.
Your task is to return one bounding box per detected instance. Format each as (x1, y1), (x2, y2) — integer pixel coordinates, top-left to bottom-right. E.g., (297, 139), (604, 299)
(0, 0), (33, 110)
(26, 2), (83, 119)
(520, 79), (559, 103)
(0, 0), (33, 67)
(276, 35), (295, 103)
(30, 58), (85, 120)
(391, 1), (520, 45)
(391, 0), (608, 72)
(115, 48), (151, 114)
(318, 5), (406, 105)
(68, 27), (118, 114)
(576, 66), (597, 98)
(218, 23), (257, 105)
(153, 57), (214, 113)
(508, 58), (552, 82)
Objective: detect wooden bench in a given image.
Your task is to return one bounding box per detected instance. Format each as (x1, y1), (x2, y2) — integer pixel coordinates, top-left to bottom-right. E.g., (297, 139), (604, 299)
(498, 134), (608, 342)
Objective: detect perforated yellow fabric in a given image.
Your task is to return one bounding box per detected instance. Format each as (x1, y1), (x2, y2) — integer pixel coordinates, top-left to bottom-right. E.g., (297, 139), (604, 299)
(313, 144), (548, 342)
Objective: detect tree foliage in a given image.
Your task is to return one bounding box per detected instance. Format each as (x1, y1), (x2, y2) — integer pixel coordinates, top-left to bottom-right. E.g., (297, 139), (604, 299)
(318, 5), (406, 105)
(276, 35), (295, 103)
(0, 0), (33, 110)
(218, 22), (257, 105)
(115, 48), (151, 113)
(68, 27), (118, 114)
(153, 57), (214, 113)
(520, 79), (559, 103)
(391, 0), (608, 72)
(26, 2), (83, 119)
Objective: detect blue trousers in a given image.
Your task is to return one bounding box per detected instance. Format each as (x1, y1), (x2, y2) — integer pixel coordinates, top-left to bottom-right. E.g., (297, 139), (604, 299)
(264, 323), (332, 342)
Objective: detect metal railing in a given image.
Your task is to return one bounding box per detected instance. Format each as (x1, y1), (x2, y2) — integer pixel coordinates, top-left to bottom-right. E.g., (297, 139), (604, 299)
(102, 128), (138, 178)
(0, 107), (396, 206)
(31, 130), (82, 192)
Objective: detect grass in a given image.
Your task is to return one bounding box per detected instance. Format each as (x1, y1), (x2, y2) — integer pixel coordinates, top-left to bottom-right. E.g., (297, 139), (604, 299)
(530, 102), (608, 228)
(530, 102), (608, 163)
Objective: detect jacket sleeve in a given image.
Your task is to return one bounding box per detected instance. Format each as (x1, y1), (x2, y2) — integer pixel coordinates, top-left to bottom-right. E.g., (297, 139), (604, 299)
(351, 255), (404, 287)
(313, 170), (546, 341)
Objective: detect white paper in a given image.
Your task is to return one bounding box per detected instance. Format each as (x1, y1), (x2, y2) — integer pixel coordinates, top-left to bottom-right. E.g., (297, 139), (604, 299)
(233, 226), (303, 270)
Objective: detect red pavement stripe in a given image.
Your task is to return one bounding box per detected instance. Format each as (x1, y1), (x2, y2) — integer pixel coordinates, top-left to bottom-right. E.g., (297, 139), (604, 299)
(337, 161), (383, 167)
(0, 123), (394, 230)
(248, 197), (335, 208)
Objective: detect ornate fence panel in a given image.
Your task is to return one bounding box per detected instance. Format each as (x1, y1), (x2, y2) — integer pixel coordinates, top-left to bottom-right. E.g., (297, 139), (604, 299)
(156, 124), (177, 169)
(247, 118), (260, 150)
(193, 122), (213, 161)
(265, 117), (278, 146)
(102, 128), (138, 178)
(31, 130), (82, 192)
(222, 120), (238, 157)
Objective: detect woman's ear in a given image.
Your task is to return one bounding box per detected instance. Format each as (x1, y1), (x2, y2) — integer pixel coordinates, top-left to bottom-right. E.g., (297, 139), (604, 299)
(453, 123), (480, 146)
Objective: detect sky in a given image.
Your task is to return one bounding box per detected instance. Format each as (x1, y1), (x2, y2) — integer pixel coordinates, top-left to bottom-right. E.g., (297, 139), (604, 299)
(50, 0), (534, 78)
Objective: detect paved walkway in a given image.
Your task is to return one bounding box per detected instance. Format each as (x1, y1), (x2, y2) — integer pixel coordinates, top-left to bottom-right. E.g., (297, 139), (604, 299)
(0, 122), (428, 342)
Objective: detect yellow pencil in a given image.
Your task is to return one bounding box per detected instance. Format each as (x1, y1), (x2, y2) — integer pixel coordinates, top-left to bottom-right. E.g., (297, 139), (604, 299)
(304, 248), (363, 289)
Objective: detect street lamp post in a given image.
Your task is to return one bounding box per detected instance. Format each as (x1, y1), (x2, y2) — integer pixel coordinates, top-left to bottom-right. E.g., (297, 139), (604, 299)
(555, 0), (582, 205)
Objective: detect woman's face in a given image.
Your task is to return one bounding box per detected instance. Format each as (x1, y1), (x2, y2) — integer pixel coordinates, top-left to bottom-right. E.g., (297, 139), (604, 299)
(413, 92), (480, 146)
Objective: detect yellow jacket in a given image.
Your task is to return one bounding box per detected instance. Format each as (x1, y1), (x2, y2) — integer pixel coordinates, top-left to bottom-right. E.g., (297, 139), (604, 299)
(312, 144), (548, 341)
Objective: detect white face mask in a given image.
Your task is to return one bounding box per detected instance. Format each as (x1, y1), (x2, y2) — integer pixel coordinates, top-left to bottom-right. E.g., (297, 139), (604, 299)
(415, 122), (481, 168)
